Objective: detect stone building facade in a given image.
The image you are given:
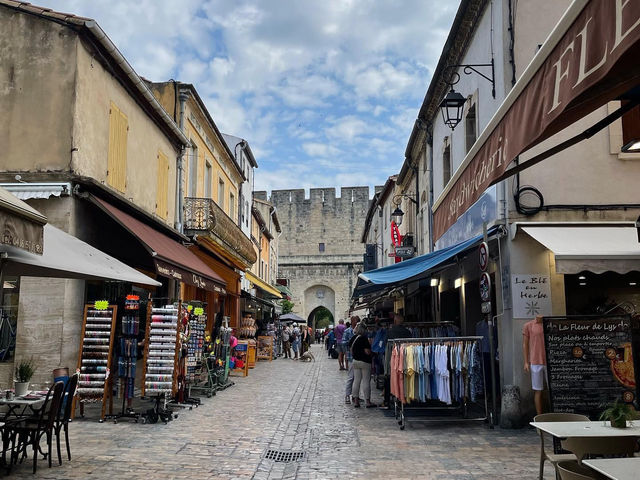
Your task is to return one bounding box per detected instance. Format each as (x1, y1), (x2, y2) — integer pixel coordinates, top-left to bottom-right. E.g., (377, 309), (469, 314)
(259, 187), (370, 323)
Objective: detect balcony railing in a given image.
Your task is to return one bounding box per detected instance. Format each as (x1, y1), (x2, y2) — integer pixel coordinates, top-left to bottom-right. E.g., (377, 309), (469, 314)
(184, 197), (257, 266)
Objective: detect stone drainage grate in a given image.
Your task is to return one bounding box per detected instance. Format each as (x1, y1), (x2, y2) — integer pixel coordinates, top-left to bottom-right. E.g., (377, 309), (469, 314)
(263, 449), (306, 463)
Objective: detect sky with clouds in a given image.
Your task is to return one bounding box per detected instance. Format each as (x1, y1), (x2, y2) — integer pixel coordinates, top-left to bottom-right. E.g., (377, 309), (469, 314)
(37, 0), (458, 194)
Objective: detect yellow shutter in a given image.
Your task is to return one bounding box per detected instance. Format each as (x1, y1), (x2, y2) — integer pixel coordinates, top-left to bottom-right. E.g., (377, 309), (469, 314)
(107, 102), (128, 192)
(156, 150), (169, 219)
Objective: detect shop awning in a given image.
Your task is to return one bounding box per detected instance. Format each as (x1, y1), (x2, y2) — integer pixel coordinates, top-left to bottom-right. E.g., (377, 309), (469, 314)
(432, 0), (640, 241)
(520, 223), (640, 274)
(353, 227), (499, 299)
(244, 271), (283, 299)
(0, 187), (47, 255)
(90, 197), (226, 293)
(1, 224), (161, 285)
(1, 182), (72, 200)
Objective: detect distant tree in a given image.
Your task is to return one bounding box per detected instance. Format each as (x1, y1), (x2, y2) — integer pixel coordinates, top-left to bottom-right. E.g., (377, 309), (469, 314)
(312, 307), (334, 329)
(282, 300), (294, 314)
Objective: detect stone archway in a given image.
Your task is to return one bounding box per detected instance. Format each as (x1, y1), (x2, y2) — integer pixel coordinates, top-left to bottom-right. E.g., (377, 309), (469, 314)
(303, 284), (335, 329)
(307, 306), (334, 332)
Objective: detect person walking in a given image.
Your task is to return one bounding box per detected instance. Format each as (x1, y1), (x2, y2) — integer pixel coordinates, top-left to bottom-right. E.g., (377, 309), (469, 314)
(350, 323), (376, 408)
(335, 319), (347, 370)
(282, 324), (291, 359)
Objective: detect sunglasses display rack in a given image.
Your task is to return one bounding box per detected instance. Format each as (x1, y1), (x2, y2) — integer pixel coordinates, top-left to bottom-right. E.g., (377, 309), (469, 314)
(186, 306), (206, 384)
(73, 303), (117, 422)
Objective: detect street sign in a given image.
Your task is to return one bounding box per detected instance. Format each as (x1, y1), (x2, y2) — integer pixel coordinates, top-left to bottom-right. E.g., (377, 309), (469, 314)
(394, 246), (415, 258)
(387, 253), (396, 257)
(481, 301), (492, 314)
(479, 242), (489, 271)
(479, 272), (491, 302)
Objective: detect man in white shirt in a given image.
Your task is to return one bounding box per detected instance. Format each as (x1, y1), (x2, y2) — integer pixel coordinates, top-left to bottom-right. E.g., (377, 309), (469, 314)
(282, 325), (291, 359)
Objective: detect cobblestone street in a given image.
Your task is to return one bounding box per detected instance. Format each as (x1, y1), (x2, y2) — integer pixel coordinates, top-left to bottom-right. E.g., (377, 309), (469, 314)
(10, 345), (553, 479)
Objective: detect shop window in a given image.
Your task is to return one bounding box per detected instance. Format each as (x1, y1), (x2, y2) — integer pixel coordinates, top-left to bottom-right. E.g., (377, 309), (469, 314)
(0, 276), (20, 362)
(218, 178), (225, 207)
(204, 160), (212, 198)
(465, 103), (477, 153)
(107, 101), (128, 192)
(319, 243), (325, 253)
(155, 150), (169, 219)
(189, 142), (198, 196)
(443, 139), (451, 186)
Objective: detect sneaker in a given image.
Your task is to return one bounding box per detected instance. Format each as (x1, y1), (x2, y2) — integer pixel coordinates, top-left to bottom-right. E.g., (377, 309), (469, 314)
(345, 396), (351, 404)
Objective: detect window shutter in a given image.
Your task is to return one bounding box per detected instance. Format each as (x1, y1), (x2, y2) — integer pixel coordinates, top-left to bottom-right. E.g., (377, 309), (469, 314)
(156, 150), (169, 219)
(107, 102), (128, 192)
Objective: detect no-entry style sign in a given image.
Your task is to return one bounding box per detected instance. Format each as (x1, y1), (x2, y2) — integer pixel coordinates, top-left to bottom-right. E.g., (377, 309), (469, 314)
(479, 242), (489, 271)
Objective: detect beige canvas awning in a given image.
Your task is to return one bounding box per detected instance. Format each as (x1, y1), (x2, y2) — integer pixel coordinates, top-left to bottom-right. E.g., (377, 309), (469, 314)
(1, 223), (161, 286)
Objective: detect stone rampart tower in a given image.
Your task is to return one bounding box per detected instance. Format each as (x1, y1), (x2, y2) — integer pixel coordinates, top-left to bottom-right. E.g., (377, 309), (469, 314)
(256, 187), (370, 323)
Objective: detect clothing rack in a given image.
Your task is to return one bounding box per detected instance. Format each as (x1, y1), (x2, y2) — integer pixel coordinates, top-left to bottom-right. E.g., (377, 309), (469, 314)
(388, 335), (489, 430)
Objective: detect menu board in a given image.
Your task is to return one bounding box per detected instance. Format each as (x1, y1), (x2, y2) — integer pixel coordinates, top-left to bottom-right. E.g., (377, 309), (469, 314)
(544, 315), (640, 418)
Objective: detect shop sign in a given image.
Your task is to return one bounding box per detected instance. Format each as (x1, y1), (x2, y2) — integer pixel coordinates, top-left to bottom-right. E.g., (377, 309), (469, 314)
(433, 0), (640, 241)
(435, 187), (497, 250)
(543, 314), (639, 418)
(395, 246), (415, 258)
(481, 301), (492, 314)
(154, 259), (225, 294)
(390, 221), (402, 247)
(479, 242), (489, 271)
(511, 274), (551, 318)
(479, 272), (491, 302)
(0, 210), (44, 254)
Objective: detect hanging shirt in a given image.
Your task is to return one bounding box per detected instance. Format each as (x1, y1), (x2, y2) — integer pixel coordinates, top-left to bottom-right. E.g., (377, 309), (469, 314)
(405, 346), (415, 402)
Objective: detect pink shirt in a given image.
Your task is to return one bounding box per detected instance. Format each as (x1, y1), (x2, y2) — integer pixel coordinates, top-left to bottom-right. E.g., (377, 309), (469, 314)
(523, 319), (546, 365)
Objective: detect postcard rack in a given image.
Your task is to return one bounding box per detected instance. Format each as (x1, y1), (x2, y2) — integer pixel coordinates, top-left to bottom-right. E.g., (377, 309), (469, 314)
(388, 336), (488, 430)
(73, 303), (117, 421)
(141, 303), (180, 398)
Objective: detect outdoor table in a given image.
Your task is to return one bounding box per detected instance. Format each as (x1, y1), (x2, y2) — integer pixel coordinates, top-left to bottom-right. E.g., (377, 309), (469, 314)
(582, 458), (640, 480)
(0, 394), (45, 421)
(529, 421), (640, 438)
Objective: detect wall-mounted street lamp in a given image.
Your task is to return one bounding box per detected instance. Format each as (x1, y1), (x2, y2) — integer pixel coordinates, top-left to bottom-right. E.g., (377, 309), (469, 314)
(438, 60), (495, 130)
(430, 277), (439, 287)
(390, 194), (418, 227)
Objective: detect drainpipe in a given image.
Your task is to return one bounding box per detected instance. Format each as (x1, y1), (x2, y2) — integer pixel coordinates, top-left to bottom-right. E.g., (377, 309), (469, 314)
(234, 140), (247, 226)
(427, 136), (434, 252)
(176, 90), (189, 233)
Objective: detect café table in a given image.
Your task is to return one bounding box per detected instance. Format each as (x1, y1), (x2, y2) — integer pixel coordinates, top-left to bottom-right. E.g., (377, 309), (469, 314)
(529, 421), (640, 438)
(582, 458), (640, 480)
(0, 393), (46, 421)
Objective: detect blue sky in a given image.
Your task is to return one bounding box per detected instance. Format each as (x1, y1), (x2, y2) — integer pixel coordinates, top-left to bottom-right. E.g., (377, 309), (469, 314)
(37, 0), (458, 194)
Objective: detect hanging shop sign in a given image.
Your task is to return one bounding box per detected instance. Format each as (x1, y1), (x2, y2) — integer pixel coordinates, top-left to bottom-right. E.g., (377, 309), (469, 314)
(390, 221), (402, 247)
(432, 0), (640, 241)
(479, 272), (491, 302)
(543, 315), (640, 418)
(395, 246), (415, 258)
(511, 274), (551, 318)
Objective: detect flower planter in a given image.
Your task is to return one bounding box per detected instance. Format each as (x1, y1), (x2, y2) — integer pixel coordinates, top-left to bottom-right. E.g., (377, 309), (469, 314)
(610, 418), (627, 428)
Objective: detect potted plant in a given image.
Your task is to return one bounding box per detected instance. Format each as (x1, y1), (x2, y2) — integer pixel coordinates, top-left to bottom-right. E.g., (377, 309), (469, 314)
(599, 400), (638, 428)
(14, 357), (36, 396)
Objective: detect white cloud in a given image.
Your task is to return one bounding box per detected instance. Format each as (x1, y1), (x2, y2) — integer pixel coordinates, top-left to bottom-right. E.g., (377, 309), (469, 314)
(34, 0), (458, 190)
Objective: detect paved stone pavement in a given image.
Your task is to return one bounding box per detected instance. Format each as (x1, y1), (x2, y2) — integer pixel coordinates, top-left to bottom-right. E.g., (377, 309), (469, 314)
(7, 345), (555, 479)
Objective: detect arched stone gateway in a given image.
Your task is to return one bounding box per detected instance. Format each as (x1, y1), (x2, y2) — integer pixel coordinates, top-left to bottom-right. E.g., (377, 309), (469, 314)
(261, 187), (369, 324)
(307, 306), (334, 331)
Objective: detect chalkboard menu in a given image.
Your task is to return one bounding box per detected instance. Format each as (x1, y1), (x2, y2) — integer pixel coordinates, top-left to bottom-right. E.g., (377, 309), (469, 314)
(544, 315), (640, 419)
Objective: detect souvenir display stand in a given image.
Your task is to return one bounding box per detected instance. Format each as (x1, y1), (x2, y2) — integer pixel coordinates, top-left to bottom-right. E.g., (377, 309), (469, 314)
(73, 303), (117, 421)
(247, 340), (257, 368)
(108, 295), (142, 423)
(141, 302), (181, 424)
(173, 304), (203, 408)
(257, 336), (274, 361)
(229, 340), (249, 377)
(388, 336), (488, 430)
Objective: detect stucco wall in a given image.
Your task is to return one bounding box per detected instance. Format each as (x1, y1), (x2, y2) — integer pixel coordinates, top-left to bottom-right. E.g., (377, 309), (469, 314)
(72, 40), (179, 224)
(0, 9), (76, 173)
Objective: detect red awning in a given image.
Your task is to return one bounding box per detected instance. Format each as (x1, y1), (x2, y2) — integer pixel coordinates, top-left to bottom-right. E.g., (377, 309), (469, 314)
(91, 197), (226, 293)
(432, 0), (640, 241)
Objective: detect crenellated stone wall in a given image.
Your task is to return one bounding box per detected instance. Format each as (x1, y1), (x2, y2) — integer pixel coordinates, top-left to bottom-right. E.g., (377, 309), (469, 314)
(261, 187), (370, 322)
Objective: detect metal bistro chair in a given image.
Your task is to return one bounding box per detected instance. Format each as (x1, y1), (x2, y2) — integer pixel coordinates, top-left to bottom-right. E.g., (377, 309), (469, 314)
(557, 460), (602, 480)
(561, 435), (638, 465)
(54, 374), (78, 464)
(10, 381), (64, 474)
(534, 412), (590, 480)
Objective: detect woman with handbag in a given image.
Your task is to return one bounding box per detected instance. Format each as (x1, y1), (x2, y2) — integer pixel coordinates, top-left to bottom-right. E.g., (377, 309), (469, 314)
(349, 323), (376, 408)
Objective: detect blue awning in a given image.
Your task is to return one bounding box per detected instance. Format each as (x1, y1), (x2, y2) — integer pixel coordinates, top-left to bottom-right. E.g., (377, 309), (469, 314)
(352, 227), (499, 300)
